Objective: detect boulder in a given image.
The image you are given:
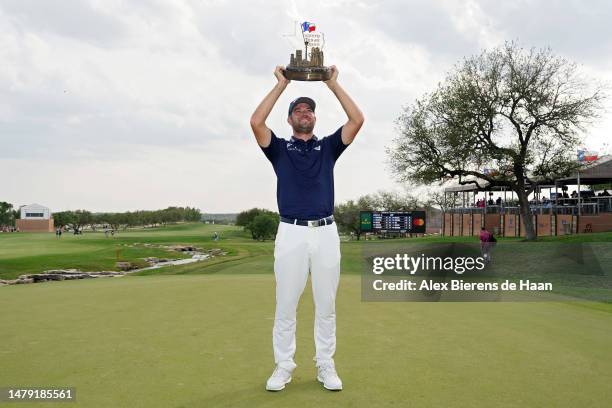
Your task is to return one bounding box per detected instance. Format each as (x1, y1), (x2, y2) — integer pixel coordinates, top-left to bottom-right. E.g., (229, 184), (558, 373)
(115, 262), (137, 271)
(172, 245), (198, 252)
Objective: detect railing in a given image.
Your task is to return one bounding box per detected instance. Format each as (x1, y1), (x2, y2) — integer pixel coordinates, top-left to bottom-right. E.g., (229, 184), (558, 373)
(554, 197), (612, 213)
(446, 201), (604, 215)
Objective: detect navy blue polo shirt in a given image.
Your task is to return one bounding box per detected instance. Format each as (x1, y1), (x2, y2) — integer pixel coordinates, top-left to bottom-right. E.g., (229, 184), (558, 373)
(261, 126), (349, 219)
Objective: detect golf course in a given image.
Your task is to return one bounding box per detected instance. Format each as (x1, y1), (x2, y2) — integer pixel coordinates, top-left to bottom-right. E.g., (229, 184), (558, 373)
(1, 223), (611, 407)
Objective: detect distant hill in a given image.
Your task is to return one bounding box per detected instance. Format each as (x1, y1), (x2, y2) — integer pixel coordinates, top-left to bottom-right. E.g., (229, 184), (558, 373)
(201, 213), (237, 224)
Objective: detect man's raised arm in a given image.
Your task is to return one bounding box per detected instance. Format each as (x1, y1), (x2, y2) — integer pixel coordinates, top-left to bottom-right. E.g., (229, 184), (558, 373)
(250, 66), (290, 148)
(324, 65), (365, 145)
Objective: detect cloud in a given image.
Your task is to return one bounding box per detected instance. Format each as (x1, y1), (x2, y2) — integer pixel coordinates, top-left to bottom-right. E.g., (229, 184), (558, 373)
(1, 0), (611, 212)
(0, 0), (127, 46)
(478, 0), (612, 67)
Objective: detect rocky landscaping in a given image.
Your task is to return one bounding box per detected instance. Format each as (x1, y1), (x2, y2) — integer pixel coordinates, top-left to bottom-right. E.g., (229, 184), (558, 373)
(0, 246), (227, 286)
(1, 269), (125, 285)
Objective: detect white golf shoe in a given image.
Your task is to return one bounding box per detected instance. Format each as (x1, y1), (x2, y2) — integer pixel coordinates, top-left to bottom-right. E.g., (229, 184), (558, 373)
(317, 363), (343, 391)
(266, 365), (293, 391)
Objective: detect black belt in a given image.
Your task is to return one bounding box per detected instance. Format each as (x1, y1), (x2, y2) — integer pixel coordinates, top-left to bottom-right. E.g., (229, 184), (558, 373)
(280, 215), (334, 227)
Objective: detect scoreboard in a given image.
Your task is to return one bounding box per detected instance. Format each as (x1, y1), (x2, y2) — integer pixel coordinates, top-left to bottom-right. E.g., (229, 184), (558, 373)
(360, 211), (426, 233)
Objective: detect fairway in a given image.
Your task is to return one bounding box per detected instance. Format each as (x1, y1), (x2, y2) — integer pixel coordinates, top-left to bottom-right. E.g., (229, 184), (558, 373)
(1, 224), (612, 407)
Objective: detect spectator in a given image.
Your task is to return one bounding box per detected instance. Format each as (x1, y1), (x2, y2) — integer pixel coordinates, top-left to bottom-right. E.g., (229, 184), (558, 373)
(479, 227), (496, 263)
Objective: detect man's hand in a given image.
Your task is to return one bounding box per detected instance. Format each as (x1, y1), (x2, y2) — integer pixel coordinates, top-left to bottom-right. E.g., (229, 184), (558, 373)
(274, 65), (291, 89)
(324, 65), (339, 88)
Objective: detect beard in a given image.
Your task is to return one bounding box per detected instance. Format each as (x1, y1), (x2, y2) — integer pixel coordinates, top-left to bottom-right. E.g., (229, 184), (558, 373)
(291, 118), (315, 134)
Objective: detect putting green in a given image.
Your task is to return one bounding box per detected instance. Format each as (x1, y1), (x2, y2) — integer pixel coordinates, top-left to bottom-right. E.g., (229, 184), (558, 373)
(1, 273), (611, 407)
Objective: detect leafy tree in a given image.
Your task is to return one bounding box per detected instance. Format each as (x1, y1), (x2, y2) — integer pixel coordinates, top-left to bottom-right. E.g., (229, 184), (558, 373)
(53, 206), (202, 231)
(0, 202), (15, 227)
(247, 214), (279, 241)
(334, 200), (362, 239)
(236, 208), (278, 227)
(73, 210), (93, 231)
(334, 195), (379, 240)
(334, 191), (428, 239)
(52, 211), (75, 229)
(389, 42), (604, 240)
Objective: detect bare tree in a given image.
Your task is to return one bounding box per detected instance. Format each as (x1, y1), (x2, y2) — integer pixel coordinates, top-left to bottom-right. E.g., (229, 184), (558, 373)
(425, 190), (459, 212)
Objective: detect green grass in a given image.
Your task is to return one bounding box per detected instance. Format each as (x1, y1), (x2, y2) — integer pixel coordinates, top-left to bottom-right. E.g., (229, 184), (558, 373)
(3, 223), (612, 280)
(1, 274), (611, 407)
(0, 223), (247, 280)
(1, 223), (612, 407)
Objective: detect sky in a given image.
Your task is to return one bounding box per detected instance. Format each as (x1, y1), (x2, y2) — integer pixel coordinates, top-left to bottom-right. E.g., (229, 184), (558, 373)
(1, 0), (611, 213)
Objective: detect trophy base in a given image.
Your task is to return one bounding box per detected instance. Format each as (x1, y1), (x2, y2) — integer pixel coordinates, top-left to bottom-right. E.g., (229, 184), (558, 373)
(283, 67), (331, 81)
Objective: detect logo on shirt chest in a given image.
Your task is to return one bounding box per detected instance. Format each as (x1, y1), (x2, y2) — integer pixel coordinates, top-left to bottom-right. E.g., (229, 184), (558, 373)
(286, 141), (322, 153)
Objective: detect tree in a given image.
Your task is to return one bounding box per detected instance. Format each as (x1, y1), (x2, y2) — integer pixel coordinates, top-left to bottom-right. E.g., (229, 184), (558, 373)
(247, 214), (279, 241)
(53, 210), (92, 231)
(334, 200), (362, 239)
(73, 210), (93, 231)
(236, 208), (278, 227)
(334, 191), (427, 239)
(52, 211), (75, 229)
(389, 42), (604, 240)
(105, 213), (124, 231)
(426, 189), (460, 212)
(334, 195), (377, 240)
(0, 202), (15, 227)
(236, 208), (279, 240)
(371, 191), (421, 212)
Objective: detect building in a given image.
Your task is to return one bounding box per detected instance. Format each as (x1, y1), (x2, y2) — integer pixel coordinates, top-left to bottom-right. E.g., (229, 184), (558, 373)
(441, 155), (612, 237)
(16, 203), (55, 232)
(289, 47), (325, 68)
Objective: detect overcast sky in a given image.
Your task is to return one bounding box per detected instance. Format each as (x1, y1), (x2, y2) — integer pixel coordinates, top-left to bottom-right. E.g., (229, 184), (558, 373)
(1, 0), (611, 213)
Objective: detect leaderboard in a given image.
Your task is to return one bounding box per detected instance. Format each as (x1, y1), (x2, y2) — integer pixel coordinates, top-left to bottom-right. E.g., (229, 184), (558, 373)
(360, 211), (426, 233)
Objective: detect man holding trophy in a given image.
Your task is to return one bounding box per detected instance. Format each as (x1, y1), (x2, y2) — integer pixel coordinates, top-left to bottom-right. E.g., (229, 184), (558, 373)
(249, 22), (364, 392)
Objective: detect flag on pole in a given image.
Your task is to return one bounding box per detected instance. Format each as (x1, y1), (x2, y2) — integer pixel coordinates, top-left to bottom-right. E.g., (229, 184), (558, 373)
(301, 21), (316, 32)
(577, 149), (598, 162)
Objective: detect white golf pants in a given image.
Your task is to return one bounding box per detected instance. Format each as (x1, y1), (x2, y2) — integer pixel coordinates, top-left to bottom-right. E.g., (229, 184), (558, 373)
(272, 220), (341, 370)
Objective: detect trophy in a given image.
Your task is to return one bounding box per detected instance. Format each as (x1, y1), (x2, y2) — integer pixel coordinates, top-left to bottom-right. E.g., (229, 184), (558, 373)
(283, 21), (331, 81)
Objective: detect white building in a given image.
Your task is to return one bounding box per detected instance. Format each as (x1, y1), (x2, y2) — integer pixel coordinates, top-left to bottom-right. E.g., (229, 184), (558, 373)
(20, 203), (51, 220)
(17, 203), (54, 232)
